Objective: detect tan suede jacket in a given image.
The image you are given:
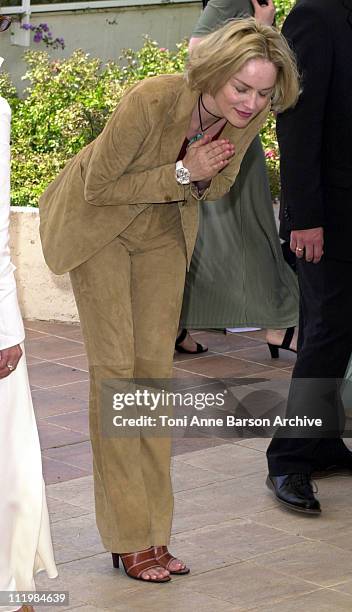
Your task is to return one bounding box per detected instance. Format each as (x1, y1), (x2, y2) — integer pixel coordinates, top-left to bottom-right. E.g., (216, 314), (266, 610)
(39, 74), (269, 274)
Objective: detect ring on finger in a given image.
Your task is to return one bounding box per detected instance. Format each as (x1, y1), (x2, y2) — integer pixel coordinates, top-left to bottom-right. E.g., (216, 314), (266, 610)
(295, 247), (304, 252)
(7, 363), (15, 371)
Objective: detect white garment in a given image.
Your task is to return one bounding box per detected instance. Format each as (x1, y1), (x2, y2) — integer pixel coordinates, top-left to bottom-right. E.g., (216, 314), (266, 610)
(0, 98), (24, 350)
(0, 96), (58, 612)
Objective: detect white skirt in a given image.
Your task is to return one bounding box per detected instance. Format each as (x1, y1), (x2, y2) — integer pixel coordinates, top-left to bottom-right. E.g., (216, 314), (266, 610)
(0, 346), (57, 612)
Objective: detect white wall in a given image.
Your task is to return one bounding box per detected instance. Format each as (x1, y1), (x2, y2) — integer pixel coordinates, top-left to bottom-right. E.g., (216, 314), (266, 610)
(10, 207), (79, 321)
(1, 2), (201, 92)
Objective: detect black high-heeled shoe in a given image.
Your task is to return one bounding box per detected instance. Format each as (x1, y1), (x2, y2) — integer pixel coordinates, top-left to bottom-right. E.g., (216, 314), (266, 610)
(175, 328), (208, 354)
(267, 327), (297, 359)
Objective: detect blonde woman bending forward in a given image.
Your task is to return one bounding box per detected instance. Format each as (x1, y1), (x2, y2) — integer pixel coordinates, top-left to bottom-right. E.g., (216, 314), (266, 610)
(39, 19), (299, 583)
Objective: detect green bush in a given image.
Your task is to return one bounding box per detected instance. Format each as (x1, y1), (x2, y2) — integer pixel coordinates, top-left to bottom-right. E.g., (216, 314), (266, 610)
(0, 40), (188, 206)
(0, 0), (295, 206)
(261, 0), (296, 198)
(275, 0), (296, 26)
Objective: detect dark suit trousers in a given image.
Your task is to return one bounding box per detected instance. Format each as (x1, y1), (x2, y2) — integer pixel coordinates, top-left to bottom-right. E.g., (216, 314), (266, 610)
(267, 257), (352, 475)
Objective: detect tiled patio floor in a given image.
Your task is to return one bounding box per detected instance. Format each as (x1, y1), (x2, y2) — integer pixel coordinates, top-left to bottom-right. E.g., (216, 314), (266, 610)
(25, 320), (352, 611)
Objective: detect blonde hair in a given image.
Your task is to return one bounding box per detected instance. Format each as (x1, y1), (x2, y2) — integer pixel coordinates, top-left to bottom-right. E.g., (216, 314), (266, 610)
(186, 18), (300, 112)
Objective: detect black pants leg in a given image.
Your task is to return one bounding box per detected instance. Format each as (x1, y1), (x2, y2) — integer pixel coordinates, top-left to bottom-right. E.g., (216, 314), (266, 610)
(267, 257), (352, 475)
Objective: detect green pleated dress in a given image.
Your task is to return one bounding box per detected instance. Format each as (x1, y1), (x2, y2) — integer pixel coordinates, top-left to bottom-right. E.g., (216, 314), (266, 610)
(180, 0), (299, 329)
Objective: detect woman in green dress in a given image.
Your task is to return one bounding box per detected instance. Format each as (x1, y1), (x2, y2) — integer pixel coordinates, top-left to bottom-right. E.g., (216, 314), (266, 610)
(177, 0), (299, 355)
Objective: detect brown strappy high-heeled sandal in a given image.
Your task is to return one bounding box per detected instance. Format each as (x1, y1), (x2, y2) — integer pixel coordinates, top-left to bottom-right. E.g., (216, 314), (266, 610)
(112, 548), (171, 583)
(154, 546), (190, 575)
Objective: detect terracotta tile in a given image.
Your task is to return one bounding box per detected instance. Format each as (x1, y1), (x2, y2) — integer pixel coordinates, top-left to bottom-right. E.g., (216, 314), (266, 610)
(174, 471), (276, 517)
(25, 336), (85, 360)
(183, 560), (318, 609)
(175, 354), (276, 378)
(172, 496), (237, 534)
(24, 328), (50, 340)
(243, 368), (290, 385)
(245, 368), (292, 381)
(172, 436), (229, 457)
(60, 327), (84, 342)
(171, 517), (301, 561)
(24, 319), (81, 337)
(42, 455), (90, 484)
(322, 525), (352, 553)
(52, 380), (90, 401)
(47, 542), (89, 565)
(177, 443), (267, 479)
(249, 504), (352, 541)
(241, 329), (268, 341)
(171, 460), (234, 493)
(32, 388), (88, 418)
(111, 584), (239, 612)
(45, 410), (90, 436)
(173, 349), (217, 363)
(35, 552), (159, 610)
(46, 496), (90, 523)
(56, 354), (89, 372)
(331, 579), (352, 598)
(30, 382), (43, 391)
(50, 514), (104, 557)
(45, 475), (95, 511)
(169, 535), (242, 575)
(259, 589), (352, 612)
(194, 330), (265, 352)
(171, 367), (211, 383)
(44, 440), (93, 471)
(27, 361), (89, 389)
(20, 320), (352, 612)
(226, 343), (297, 368)
(253, 540), (352, 587)
(25, 354), (46, 366)
(37, 421), (88, 450)
(234, 437), (269, 452)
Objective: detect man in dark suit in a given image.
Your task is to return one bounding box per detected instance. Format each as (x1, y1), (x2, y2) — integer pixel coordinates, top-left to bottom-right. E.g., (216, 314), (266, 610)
(266, 0), (352, 514)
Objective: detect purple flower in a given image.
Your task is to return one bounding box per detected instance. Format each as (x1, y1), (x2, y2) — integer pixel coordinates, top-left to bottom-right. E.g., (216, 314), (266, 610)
(21, 20), (64, 48)
(33, 31), (43, 43)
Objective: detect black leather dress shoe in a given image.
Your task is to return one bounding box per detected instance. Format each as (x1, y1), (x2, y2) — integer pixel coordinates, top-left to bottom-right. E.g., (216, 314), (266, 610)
(312, 444), (352, 476)
(266, 474), (321, 514)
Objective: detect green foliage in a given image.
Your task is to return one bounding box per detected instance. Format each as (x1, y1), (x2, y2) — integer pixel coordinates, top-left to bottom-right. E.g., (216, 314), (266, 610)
(120, 39), (188, 85)
(275, 0), (296, 27)
(260, 112), (281, 199)
(0, 70), (19, 106)
(2, 0), (295, 206)
(260, 0), (296, 198)
(2, 39), (188, 207)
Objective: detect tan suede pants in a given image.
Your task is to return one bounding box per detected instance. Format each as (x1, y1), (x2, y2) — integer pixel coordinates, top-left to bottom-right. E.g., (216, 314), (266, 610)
(70, 203), (187, 553)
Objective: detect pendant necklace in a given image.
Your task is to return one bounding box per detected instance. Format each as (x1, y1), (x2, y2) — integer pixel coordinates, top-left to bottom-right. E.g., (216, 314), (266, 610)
(188, 95), (225, 146)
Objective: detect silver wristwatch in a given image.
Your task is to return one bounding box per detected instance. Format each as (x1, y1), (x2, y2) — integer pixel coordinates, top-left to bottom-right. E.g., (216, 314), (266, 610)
(175, 160), (191, 185)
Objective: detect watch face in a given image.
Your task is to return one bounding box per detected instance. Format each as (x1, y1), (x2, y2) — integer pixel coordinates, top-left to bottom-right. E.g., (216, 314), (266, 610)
(176, 166), (191, 185)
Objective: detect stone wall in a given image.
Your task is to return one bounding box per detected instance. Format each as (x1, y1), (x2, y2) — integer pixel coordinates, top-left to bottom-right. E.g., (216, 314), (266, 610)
(10, 207), (79, 321)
